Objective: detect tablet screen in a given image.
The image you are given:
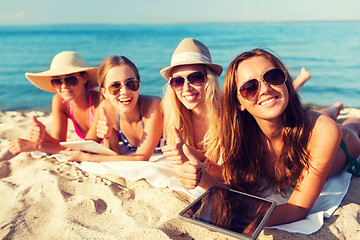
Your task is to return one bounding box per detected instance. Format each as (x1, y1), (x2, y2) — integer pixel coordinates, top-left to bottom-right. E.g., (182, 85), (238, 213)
(179, 186), (275, 240)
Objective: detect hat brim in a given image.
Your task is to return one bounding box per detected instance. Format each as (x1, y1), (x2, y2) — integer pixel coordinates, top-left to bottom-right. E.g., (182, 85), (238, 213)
(25, 67), (98, 93)
(160, 62), (223, 81)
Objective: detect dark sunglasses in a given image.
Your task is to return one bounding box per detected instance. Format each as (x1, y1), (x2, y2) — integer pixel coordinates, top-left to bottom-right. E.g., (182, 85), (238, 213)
(51, 76), (79, 87)
(237, 68), (286, 100)
(108, 79), (140, 95)
(169, 71), (207, 91)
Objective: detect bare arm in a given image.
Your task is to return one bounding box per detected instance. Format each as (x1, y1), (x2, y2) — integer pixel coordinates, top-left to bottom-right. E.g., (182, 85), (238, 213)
(266, 113), (342, 226)
(64, 97), (163, 162)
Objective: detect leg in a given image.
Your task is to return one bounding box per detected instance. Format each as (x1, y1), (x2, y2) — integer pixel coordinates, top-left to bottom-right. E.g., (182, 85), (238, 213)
(318, 102), (344, 121)
(293, 67), (311, 91)
(342, 118), (360, 137)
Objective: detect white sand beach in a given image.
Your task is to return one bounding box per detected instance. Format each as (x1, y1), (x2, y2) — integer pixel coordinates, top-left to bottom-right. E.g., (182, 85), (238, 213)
(1, 108), (360, 240)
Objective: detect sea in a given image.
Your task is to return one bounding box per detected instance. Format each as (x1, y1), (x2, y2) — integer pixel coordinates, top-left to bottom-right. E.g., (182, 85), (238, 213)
(1, 21), (360, 112)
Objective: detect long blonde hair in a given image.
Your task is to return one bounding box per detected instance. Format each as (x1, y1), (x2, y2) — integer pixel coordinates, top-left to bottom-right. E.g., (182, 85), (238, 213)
(161, 66), (221, 157)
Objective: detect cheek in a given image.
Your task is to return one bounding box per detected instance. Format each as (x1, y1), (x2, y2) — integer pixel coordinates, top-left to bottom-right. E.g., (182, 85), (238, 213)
(174, 90), (182, 100)
(236, 96), (247, 111)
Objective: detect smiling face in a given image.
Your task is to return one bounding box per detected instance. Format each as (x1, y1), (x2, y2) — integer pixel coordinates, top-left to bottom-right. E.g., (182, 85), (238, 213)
(101, 64), (139, 114)
(51, 72), (88, 101)
(171, 64), (207, 114)
(236, 56), (289, 122)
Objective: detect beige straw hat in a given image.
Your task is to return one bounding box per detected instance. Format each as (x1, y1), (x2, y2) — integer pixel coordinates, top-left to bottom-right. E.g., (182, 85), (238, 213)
(160, 38), (223, 80)
(25, 51), (98, 93)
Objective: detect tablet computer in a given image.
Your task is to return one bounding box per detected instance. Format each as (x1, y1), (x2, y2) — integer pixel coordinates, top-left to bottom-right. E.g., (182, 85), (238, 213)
(60, 140), (117, 155)
(179, 186), (276, 240)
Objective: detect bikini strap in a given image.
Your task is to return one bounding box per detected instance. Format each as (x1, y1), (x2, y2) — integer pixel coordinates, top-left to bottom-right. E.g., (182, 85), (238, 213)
(69, 101), (86, 139)
(341, 139), (360, 177)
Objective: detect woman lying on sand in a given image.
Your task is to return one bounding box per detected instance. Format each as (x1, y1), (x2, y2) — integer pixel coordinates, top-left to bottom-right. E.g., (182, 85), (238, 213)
(160, 38), (223, 177)
(9, 51), (100, 155)
(61, 56), (163, 162)
(177, 48), (360, 226)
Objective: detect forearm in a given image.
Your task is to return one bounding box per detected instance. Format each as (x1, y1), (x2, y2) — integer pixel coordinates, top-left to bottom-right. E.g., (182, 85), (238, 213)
(199, 170), (228, 191)
(265, 203), (309, 226)
(43, 131), (59, 142)
(37, 141), (65, 154)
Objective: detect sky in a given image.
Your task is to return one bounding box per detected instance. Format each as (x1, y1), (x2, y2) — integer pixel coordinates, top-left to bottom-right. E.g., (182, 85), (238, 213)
(1, 0), (360, 26)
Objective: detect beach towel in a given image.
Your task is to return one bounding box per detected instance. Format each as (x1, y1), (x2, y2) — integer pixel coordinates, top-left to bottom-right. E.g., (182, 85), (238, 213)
(30, 145), (205, 199)
(30, 149), (355, 234)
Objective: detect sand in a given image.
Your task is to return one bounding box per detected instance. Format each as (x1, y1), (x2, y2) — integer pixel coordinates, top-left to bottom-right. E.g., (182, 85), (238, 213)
(1, 108), (360, 240)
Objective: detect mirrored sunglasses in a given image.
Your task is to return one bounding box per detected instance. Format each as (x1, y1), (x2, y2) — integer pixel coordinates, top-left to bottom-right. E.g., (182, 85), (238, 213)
(51, 76), (79, 87)
(108, 79), (140, 95)
(169, 71), (207, 91)
(237, 68), (286, 100)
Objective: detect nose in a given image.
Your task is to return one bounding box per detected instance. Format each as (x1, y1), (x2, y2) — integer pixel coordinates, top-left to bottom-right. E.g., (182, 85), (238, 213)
(258, 78), (272, 95)
(182, 79), (192, 92)
(119, 84), (130, 95)
(60, 81), (69, 89)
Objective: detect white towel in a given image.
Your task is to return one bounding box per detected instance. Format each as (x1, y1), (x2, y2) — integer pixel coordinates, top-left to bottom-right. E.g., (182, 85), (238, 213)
(31, 150), (354, 234)
(31, 149), (205, 199)
(266, 166), (352, 234)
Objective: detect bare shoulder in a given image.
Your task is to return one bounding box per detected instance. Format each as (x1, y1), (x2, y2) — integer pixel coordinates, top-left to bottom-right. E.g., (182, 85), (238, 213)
(306, 109), (341, 148)
(101, 99), (117, 117)
(90, 90), (100, 107)
(52, 94), (67, 112)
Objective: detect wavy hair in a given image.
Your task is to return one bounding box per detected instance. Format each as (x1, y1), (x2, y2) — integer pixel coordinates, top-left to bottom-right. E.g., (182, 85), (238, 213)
(221, 49), (311, 195)
(97, 56), (140, 101)
(162, 66), (221, 156)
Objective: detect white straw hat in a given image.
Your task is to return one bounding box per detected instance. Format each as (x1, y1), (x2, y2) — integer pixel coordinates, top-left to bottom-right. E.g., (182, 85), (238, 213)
(25, 51), (98, 93)
(160, 38), (223, 80)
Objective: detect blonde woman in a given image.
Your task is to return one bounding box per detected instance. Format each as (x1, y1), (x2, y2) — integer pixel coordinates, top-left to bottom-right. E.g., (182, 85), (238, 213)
(160, 38), (223, 177)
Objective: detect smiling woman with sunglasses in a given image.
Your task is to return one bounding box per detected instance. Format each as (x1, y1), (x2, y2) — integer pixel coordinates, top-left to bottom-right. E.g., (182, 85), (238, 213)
(61, 56), (163, 162)
(9, 51), (100, 155)
(160, 38), (224, 180)
(179, 48), (360, 226)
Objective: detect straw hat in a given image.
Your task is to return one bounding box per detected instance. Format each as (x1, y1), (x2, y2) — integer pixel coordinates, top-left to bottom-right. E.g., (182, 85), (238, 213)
(25, 51), (98, 93)
(160, 38), (223, 80)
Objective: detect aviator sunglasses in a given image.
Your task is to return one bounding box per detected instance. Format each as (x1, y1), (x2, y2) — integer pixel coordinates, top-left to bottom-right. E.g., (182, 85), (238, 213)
(237, 68), (286, 100)
(107, 79), (140, 95)
(169, 71), (207, 91)
(51, 76), (79, 87)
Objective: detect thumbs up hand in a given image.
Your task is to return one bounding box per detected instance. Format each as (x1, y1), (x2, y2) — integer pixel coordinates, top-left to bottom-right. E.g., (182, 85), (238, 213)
(29, 116), (46, 142)
(161, 127), (188, 165)
(96, 107), (113, 139)
(178, 143), (204, 190)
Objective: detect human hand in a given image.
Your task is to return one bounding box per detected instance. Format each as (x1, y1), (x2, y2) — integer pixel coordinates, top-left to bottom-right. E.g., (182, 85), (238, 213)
(96, 107), (113, 139)
(178, 144), (204, 190)
(60, 149), (90, 162)
(8, 138), (38, 155)
(29, 116), (46, 142)
(161, 127), (188, 165)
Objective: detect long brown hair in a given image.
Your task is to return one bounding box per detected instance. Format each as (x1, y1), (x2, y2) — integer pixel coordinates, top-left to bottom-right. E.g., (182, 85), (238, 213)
(221, 49), (311, 195)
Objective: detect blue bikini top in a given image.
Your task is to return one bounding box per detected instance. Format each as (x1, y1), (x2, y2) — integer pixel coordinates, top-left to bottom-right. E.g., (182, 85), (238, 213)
(118, 114), (162, 152)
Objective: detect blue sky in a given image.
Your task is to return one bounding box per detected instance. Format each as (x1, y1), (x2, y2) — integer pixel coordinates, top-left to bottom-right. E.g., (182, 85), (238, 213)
(1, 0), (360, 26)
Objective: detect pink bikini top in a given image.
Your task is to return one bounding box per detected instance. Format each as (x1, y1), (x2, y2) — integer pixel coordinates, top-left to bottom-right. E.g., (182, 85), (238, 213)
(66, 91), (94, 139)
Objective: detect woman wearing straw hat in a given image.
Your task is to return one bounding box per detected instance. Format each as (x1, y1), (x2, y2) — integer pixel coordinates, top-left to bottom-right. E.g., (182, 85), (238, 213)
(160, 38), (224, 179)
(61, 56), (164, 162)
(9, 51), (100, 155)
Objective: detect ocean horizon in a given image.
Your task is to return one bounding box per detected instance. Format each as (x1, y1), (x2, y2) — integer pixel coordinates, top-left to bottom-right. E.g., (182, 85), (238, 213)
(1, 21), (359, 111)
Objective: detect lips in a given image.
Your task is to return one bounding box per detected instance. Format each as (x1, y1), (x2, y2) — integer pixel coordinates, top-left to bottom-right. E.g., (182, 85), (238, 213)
(259, 96), (278, 106)
(183, 93), (198, 102)
(119, 97), (132, 105)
